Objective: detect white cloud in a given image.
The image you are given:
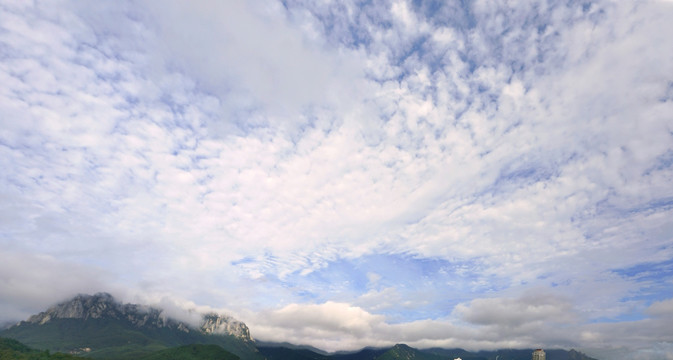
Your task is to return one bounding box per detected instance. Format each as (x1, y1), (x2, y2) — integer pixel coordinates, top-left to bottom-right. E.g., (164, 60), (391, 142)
(140, 0), (365, 128)
(454, 293), (577, 328)
(1, 0), (672, 355)
(0, 251), (111, 322)
(246, 300), (482, 351)
(354, 287), (400, 312)
(646, 298), (673, 319)
(248, 302), (386, 350)
(245, 297), (569, 352)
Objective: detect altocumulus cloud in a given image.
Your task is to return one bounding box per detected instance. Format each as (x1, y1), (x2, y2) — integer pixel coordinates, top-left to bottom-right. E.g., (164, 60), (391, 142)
(1, 0), (673, 358)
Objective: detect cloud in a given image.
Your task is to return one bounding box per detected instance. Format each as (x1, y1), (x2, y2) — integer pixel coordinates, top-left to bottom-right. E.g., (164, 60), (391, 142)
(246, 295), (673, 353)
(247, 301), (478, 352)
(248, 302), (386, 351)
(584, 344), (673, 360)
(244, 297), (569, 352)
(646, 298), (673, 319)
(138, 0), (365, 130)
(0, 251), (111, 323)
(454, 293), (576, 328)
(0, 0), (672, 355)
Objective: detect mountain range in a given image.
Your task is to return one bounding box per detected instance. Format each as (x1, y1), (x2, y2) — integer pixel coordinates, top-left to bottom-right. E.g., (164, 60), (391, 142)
(0, 293), (598, 360)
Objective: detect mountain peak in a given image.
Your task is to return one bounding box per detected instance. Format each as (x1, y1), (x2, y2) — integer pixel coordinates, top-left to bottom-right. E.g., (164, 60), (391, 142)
(376, 344), (442, 360)
(2, 293), (262, 359)
(26, 292), (121, 324)
(378, 344), (418, 360)
(201, 312), (251, 339)
(21, 293), (252, 341)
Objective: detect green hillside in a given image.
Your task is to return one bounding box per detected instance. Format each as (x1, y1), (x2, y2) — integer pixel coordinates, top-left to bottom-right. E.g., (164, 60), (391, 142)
(258, 345), (330, 360)
(0, 337), (84, 360)
(330, 347), (388, 360)
(423, 348), (487, 360)
(139, 344), (239, 360)
(0, 318), (261, 360)
(1, 337), (241, 360)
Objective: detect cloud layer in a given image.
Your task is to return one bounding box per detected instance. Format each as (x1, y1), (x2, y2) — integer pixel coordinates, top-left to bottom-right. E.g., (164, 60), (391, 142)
(1, 0), (672, 358)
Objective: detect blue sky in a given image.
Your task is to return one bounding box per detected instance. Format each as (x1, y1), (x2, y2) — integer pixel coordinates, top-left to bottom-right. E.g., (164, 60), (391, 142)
(1, 0), (673, 358)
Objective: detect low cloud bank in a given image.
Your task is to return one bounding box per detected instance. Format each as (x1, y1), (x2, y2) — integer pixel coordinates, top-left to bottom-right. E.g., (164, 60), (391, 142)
(246, 295), (673, 356)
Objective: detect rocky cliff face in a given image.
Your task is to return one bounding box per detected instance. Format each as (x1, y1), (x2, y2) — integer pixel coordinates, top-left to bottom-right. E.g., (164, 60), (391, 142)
(22, 293), (252, 341)
(201, 312), (251, 339)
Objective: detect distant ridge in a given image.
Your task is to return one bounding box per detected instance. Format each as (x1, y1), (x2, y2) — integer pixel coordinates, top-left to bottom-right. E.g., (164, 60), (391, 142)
(259, 343), (599, 360)
(426, 347), (598, 360)
(376, 344), (444, 360)
(255, 340), (331, 355)
(138, 343), (240, 360)
(330, 346), (389, 360)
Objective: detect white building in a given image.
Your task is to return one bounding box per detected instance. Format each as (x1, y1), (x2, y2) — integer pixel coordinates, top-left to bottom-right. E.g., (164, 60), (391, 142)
(532, 349), (546, 360)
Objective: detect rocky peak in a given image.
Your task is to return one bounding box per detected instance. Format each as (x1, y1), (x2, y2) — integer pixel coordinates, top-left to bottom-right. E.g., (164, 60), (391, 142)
(201, 312), (252, 340)
(27, 293), (121, 324)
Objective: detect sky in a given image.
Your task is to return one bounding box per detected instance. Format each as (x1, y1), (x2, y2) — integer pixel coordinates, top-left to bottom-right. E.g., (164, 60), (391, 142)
(0, 0), (672, 358)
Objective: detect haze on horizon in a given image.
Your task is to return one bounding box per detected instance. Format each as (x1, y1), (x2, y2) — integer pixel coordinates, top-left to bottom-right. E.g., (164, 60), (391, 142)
(1, 1), (672, 359)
